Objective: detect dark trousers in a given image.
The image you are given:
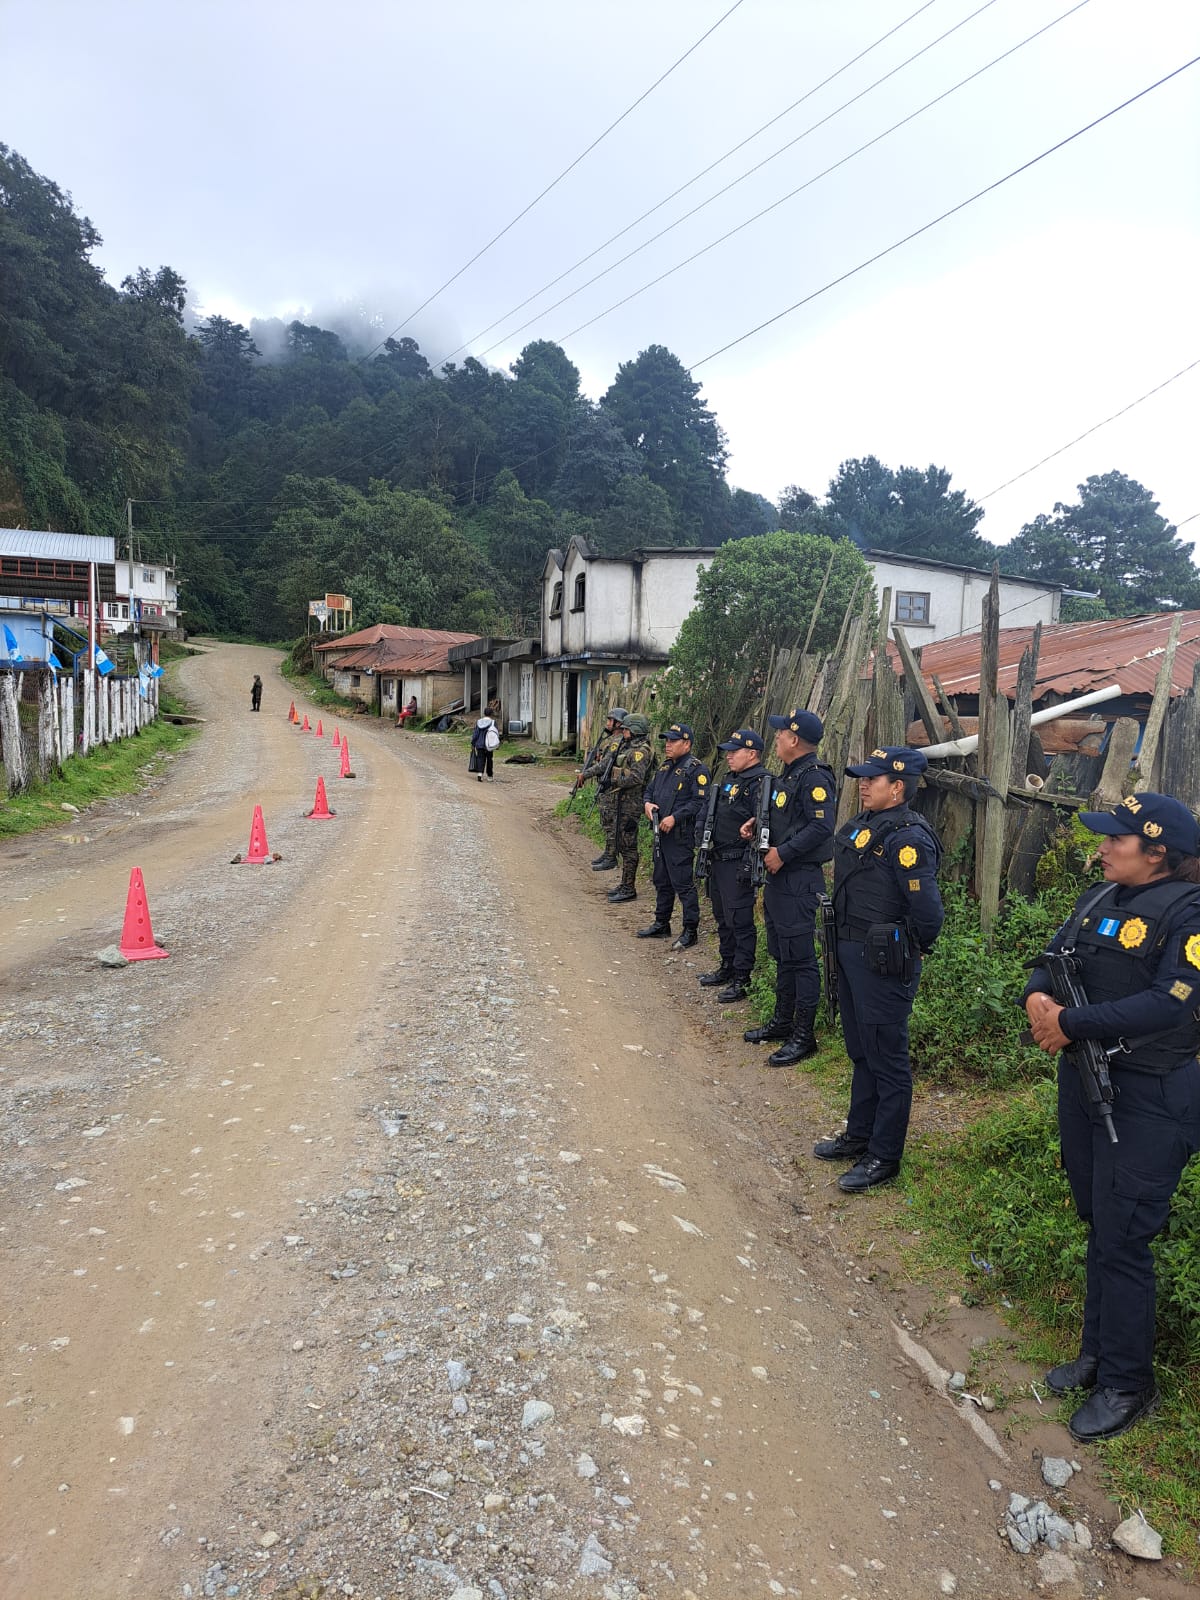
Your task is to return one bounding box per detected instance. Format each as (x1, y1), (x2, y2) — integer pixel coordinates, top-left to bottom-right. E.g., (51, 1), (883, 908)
(763, 864), (822, 1019)
(838, 942), (921, 1163)
(653, 832), (700, 928)
(598, 790), (619, 855)
(615, 793), (643, 891)
(708, 857), (757, 978)
(1058, 1056), (1200, 1390)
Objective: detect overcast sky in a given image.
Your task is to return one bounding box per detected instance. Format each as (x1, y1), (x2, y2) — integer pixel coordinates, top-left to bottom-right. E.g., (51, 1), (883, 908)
(5, 0), (1198, 547)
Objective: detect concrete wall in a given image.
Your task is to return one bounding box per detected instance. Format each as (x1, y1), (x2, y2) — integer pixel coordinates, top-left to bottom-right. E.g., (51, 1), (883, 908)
(637, 553), (713, 654)
(380, 671), (461, 717)
(870, 556), (1060, 642)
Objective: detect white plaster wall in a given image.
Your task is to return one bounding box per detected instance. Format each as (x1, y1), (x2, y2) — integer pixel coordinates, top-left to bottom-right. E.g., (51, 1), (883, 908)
(870, 557), (1059, 643)
(579, 562), (634, 653)
(637, 555), (713, 655)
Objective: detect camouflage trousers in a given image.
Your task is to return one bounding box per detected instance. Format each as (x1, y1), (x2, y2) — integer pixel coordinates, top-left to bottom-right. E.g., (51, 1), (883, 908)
(615, 794), (643, 892)
(598, 789), (620, 856)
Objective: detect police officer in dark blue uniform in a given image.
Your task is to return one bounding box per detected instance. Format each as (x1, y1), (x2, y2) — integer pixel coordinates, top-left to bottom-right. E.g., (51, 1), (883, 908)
(639, 722), (710, 951)
(815, 747), (943, 1192)
(741, 708), (836, 1066)
(698, 729), (769, 1003)
(1024, 792), (1200, 1443)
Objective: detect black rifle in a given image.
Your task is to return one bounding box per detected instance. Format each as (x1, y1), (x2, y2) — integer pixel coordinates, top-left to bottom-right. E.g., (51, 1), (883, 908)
(649, 803), (661, 856)
(750, 768), (774, 890)
(566, 737), (603, 811)
(595, 747), (618, 796)
(1022, 948), (1121, 1145)
(694, 775), (719, 885)
(817, 892), (839, 1019)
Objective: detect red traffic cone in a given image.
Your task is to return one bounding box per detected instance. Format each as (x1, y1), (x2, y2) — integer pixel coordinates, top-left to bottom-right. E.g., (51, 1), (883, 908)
(287, 700), (296, 722)
(238, 804), (273, 864)
(306, 775), (336, 819)
(300, 713), (310, 732)
(339, 738), (352, 778)
(315, 718), (324, 738)
(119, 867), (169, 960)
(332, 727), (341, 748)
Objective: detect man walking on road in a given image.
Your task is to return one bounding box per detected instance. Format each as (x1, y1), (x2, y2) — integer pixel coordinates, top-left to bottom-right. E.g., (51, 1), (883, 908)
(578, 708), (628, 872)
(606, 713), (654, 905)
(251, 674), (263, 712)
(700, 728), (769, 1003)
(816, 747), (943, 1192)
(743, 708), (836, 1066)
(638, 722), (709, 950)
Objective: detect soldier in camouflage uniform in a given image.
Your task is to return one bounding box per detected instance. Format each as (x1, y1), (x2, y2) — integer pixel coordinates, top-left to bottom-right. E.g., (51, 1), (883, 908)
(578, 708), (628, 871)
(606, 712), (655, 904)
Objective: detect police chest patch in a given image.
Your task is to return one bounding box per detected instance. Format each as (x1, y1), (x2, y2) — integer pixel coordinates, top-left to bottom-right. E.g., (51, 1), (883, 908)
(1186, 933), (1200, 971)
(853, 828), (871, 850)
(1118, 917), (1148, 950)
(812, 786), (827, 801)
(697, 773), (707, 785)
(1171, 979), (1194, 1002)
(775, 791), (787, 809)
(727, 783), (739, 798)
(898, 845), (919, 868)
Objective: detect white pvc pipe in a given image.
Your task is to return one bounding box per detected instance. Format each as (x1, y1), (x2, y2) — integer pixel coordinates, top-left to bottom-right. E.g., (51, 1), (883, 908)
(922, 683), (1123, 759)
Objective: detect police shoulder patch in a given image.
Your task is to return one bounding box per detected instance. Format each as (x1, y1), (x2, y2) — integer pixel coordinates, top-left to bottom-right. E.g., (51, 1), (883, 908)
(811, 785), (827, 801)
(697, 772), (708, 785)
(775, 791), (787, 808)
(633, 751), (646, 763)
(1186, 933), (1200, 971)
(1170, 978), (1194, 1002)
(897, 844), (919, 869)
(853, 828), (871, 850)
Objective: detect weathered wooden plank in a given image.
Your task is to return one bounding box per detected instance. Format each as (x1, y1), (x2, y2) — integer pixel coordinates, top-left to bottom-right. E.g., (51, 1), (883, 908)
(892, 625), (944, 745)
(37, 669), (60, 781)
(1090, 717), (1140, 807)
(0, 671), (27, 794)
(931, 674), (968, 744)
(973, 572), (1001, 894)
(1133, 613), (1181, 792)
(1008, 621), (1042, 789)
(1162, 661), (1200, 809)
(979, 689), (1012, 942)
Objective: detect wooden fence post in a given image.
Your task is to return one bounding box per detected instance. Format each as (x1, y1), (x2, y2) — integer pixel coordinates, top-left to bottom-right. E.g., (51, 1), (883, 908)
(37, 669), (60, 781)
(973, 570), (1001, 894)
(1091, 718), (1141, 807)
(1133, 613), (1181, 792)
(1, 671), (28, 794)
(1162, 660), (1200, 809)
(979, 690), (1012, 943)
(60, 674), (75, 759)
(81, 670), (94, 753)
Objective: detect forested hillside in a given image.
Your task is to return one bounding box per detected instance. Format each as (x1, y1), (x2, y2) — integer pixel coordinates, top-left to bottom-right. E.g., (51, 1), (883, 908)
(3, 143), (1196, 637)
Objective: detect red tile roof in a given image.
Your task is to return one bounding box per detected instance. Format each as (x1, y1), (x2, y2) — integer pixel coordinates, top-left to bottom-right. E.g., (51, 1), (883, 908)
(899, 611), (1200, 702)
(314, 623), (481, 676)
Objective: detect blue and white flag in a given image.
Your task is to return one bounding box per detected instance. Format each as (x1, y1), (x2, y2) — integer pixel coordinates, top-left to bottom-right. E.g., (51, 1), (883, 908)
(93, 642), (116, 677)
(47, 649), (64, 677)
(2, 623), (24, 664)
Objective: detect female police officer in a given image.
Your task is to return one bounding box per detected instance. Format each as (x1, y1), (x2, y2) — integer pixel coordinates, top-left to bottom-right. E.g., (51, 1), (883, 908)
(1024, 792), (1200, 1442)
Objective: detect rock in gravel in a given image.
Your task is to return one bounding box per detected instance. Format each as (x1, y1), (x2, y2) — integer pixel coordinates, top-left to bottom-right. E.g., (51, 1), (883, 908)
(1112, 1514), (1163, 1560)
(447, 1359), (472, 1391)
(1036, 1551), (1077, 1586)
(938, 1573), (957, 1595)
(576, 1453), (598, 1479)
(1072, 1521), (1092, 1550)
(449, 1589), (485, 1600)
(521, 1399), (554, 1429)
(483, 1492), (508, 1512)
(579, 1533), (613, 1576)
(96, 945), (129, 968)
(1041, 1456), (1075, 1489)
(258, 1531), (280, 1548)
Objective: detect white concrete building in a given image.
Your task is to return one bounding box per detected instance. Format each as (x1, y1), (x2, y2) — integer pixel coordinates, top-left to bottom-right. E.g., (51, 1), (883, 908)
(865, 548), (1061, 642)
(536, 538), (717, 745)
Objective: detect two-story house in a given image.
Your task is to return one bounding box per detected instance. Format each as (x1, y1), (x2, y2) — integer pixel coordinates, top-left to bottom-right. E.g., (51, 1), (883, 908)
(535, 537), (717, 745)
(865, 549), (1062, 641)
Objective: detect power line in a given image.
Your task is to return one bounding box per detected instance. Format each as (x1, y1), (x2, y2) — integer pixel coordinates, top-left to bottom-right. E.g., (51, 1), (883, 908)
(551, 0), (1093, 349)
(356, 0), (748, 364)
(687, 55), (1200, 375)
(436, 0), (945, 366)
(978, 357), (1200, 501)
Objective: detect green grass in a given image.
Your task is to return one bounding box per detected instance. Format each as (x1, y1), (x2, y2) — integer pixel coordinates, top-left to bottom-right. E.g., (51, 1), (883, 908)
(279, 662), (362, 714)
(0, 717), (195, 836)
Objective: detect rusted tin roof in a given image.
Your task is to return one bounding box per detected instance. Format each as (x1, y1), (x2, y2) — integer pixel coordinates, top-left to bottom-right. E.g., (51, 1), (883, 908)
(901, 611), (1200, 703)
(317, 623), (481, 676)
(313, 623), (479, 653)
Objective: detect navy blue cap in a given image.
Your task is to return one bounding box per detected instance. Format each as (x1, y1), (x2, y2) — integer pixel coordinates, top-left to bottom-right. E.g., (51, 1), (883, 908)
(660, 722), (693, 741)
(717, 728), (764, 752)
(1080, 793), (1200, 854)
(846, 746), (928, 779)
(767, 708), (824, 742)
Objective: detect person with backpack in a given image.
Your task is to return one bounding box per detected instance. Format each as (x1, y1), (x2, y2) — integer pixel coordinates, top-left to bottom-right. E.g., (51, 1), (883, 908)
(470, 714), (501, 782)
(813, 747), (944, 1193)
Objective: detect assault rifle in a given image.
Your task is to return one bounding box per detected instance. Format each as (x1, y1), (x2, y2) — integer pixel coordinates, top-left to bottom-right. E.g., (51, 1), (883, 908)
(566, 737), (602, 811)
(817, 893), (838, 1020)
(694, 777), (719, 886)
(750, 768), (774, 890)
(595, 747), (618, 796)
(1022, 948), (1122, 1145)
(649, 803), (661, 857)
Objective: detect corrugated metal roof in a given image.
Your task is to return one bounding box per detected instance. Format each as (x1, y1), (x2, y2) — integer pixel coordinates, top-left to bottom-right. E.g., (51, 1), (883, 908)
(901, 610), (1200, 702)
(313, 623), (480, 653)
(323, 630), (476, 676)
(0, 530), (116, 562)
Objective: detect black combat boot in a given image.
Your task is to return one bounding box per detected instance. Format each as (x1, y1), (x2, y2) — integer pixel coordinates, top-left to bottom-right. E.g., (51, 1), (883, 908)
(671, 927), (698, 950)
(637, 921), (673, 939)
(591, 852), (611, 866)
(698, 965), (734, 987)
(591, 855), (618, 872)
(767, 1009), (818, 1067)
(743, 1015), (792, 1045)
(717, 978), (750, 1003)
(607, 885), (637, 903)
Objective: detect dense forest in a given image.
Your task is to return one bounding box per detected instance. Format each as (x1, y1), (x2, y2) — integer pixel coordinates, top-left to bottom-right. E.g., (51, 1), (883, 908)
(3, 143), (1198, 637)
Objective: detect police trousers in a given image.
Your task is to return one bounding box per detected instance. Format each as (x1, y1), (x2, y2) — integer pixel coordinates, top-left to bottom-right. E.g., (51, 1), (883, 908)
(708, 856), (757, 979)
(763, 862), (823, 1017)
(1058, 1055), (1200, 1390)
(838, 940), (922, 1163)
(653, 830), (700, 928)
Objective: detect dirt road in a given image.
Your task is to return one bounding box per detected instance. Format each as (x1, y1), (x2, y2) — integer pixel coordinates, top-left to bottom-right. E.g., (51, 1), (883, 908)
(0, 644), (1182, 1599)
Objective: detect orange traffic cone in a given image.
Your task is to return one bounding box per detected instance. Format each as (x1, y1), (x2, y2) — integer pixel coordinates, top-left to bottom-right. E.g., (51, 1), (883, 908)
(300, 713), (310, 732)
(118, 867), (169, 960)
(236, 804), (273, 864)
(332, 727), (341, 748)
(287, 700), (296, 722)
(339, 738), (352, 778)
(306, 776), (336, 819)
(315, 718), (324, 738)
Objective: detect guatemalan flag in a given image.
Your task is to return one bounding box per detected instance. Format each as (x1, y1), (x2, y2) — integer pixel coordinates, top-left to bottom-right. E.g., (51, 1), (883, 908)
(47, 649), (64, 678)
(93, 642), (116, 677)
(3, 623), (24, 664)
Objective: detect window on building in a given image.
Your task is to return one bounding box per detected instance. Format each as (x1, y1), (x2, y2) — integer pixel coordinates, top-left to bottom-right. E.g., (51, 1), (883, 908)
(351, 674), (361, 686)
(549, 582), (563, 619)
(895, 591), (931, 625)
(571, 574), (586, 612)
(142, 568), (154, 584)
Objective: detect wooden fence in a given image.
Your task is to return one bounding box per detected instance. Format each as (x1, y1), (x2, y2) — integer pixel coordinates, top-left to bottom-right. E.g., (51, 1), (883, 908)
(575, 573), (1200, 938)
(0, 665), (160, 796)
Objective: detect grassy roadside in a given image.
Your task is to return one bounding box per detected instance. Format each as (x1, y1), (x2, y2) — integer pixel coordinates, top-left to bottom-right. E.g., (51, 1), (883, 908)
(553, 796), (1200, 1561)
